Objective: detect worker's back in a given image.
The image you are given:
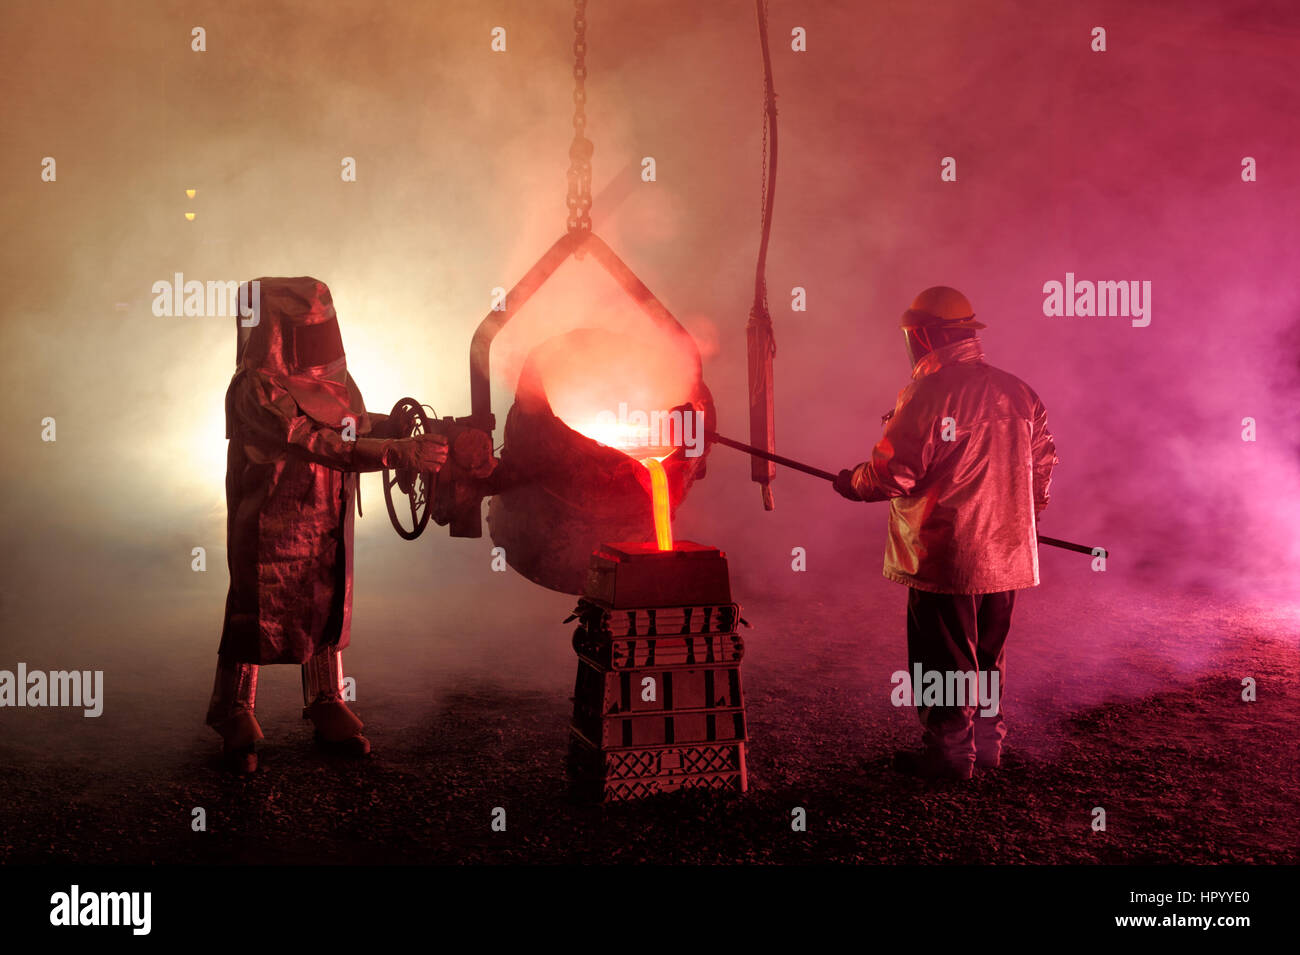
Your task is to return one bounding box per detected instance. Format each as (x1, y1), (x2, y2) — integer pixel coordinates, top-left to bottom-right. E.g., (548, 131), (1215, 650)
(861, 336), (1056, 594)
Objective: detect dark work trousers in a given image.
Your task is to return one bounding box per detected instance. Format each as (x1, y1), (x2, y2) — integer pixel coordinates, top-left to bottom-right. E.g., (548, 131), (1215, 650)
(906, 588), (1017, 768)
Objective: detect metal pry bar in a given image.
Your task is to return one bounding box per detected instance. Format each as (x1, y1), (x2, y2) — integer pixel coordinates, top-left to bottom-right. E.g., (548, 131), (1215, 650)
(705, 428), (1106, 558)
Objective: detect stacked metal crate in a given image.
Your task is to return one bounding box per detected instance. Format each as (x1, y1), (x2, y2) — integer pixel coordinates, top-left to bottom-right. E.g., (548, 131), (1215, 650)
(568, 541), (748, 800)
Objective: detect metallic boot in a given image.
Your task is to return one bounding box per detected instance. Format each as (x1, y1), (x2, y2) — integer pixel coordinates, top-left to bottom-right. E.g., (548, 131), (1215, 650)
(302, 646), (370, 757)
(206, 660), (264, 774)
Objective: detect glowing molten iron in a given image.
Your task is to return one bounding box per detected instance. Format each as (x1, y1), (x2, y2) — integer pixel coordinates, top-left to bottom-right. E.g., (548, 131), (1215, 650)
(489, 325), (712, 594)
(575, 420), (675, 551)
(643, 456), (674, 551)
(585, 425), (675, 552)
(529, 330), (695, 554)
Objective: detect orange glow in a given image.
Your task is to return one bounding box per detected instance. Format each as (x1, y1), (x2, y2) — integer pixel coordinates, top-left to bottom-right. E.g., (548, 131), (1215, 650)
(515, 327), (693, 552)
(569, 416), (678, 460)
(569, 411), (675, 551)
(644, 457), (673, 551)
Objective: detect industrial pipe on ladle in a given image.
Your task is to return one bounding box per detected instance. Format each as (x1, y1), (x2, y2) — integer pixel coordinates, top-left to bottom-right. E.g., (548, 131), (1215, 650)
(706, 429), (1106, 558)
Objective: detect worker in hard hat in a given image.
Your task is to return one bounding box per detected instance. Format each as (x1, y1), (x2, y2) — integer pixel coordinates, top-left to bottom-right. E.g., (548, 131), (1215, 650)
(834, 286), (1058, 780)
(205, 277), (449, 774)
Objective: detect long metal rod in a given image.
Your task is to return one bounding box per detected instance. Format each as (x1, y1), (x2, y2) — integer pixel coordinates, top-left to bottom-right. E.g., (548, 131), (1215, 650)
(706, 429), (1106, 557)
(1034, 535), (1102, 556)
(708, 429), (836, 481)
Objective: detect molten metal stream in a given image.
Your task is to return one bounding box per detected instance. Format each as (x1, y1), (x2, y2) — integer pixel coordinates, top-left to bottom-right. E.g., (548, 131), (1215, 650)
(558, 412), (674, 550)
(643, 458), (674, 551)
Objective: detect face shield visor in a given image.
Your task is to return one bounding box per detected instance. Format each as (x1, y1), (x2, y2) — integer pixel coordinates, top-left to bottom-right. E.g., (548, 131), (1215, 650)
(903, 327), (933, 368)
(900, 305), (985, 369)
(291, 318), (347, 382)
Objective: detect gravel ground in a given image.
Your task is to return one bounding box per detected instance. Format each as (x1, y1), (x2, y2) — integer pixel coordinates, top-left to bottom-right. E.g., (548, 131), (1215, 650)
(1, 566), (1295, 865)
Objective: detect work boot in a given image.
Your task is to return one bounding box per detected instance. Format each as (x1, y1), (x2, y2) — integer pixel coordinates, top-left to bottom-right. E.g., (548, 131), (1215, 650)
(974, 713), (1006, 769)
(975, 747), (1001, 770)
(305, 700), (371, 756)
(222, 741), (258, 775)
(901, 715), (977, 780)
(893, 748), (974, 781)
(206, 660), (264, 774)
(302, 646), (370, 758)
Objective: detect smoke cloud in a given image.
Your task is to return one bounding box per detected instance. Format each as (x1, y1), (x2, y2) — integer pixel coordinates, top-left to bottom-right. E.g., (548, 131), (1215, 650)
(2, 1), (1297, 721)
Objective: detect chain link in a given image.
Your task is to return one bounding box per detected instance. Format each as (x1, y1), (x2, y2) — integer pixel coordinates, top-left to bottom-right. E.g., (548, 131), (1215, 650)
(566, 0), (593, 234)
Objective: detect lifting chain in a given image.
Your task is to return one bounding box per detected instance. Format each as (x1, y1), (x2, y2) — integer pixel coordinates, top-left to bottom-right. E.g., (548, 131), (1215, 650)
(565, 0), (593, 235)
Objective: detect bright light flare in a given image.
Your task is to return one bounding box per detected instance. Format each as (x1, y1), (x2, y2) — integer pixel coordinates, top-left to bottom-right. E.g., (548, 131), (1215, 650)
(569, 416), (677, 460)
(575, 417), (649, 449)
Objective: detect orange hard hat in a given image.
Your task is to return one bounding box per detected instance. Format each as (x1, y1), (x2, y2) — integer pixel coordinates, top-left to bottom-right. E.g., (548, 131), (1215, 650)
(900, 286), (986, 330)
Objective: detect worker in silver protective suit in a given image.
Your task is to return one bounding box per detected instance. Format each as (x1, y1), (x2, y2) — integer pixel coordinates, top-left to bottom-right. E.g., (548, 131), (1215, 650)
(206, 276), (448, 774)
(834, 286), (1058, 780)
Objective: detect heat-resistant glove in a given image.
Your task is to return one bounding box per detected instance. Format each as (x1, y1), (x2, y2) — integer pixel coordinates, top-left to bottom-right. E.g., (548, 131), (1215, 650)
(353, 433), (449, 473)
(391, 433), (449, 473)
(833, 468), (862, 501)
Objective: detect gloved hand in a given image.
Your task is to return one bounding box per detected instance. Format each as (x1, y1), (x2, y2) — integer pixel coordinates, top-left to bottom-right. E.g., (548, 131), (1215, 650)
(389, 433), (449, 474)
(833, 468), (861, 501)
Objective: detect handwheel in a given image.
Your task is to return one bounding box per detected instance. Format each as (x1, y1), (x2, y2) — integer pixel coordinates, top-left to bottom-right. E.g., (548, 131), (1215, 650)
(383, 397), (432, 540)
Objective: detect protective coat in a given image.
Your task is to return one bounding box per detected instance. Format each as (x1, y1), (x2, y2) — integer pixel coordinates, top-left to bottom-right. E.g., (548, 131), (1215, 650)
(218, 277), (393, 665)
(850, 337), (1057, 594)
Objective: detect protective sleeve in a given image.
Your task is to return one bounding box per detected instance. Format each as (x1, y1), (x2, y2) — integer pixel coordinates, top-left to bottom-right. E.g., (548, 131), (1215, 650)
(365, 411), (397, 440)
(1031, 397), (1058, 515)
(849, 386), (940, 502)
(232, 377), (395, 472)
